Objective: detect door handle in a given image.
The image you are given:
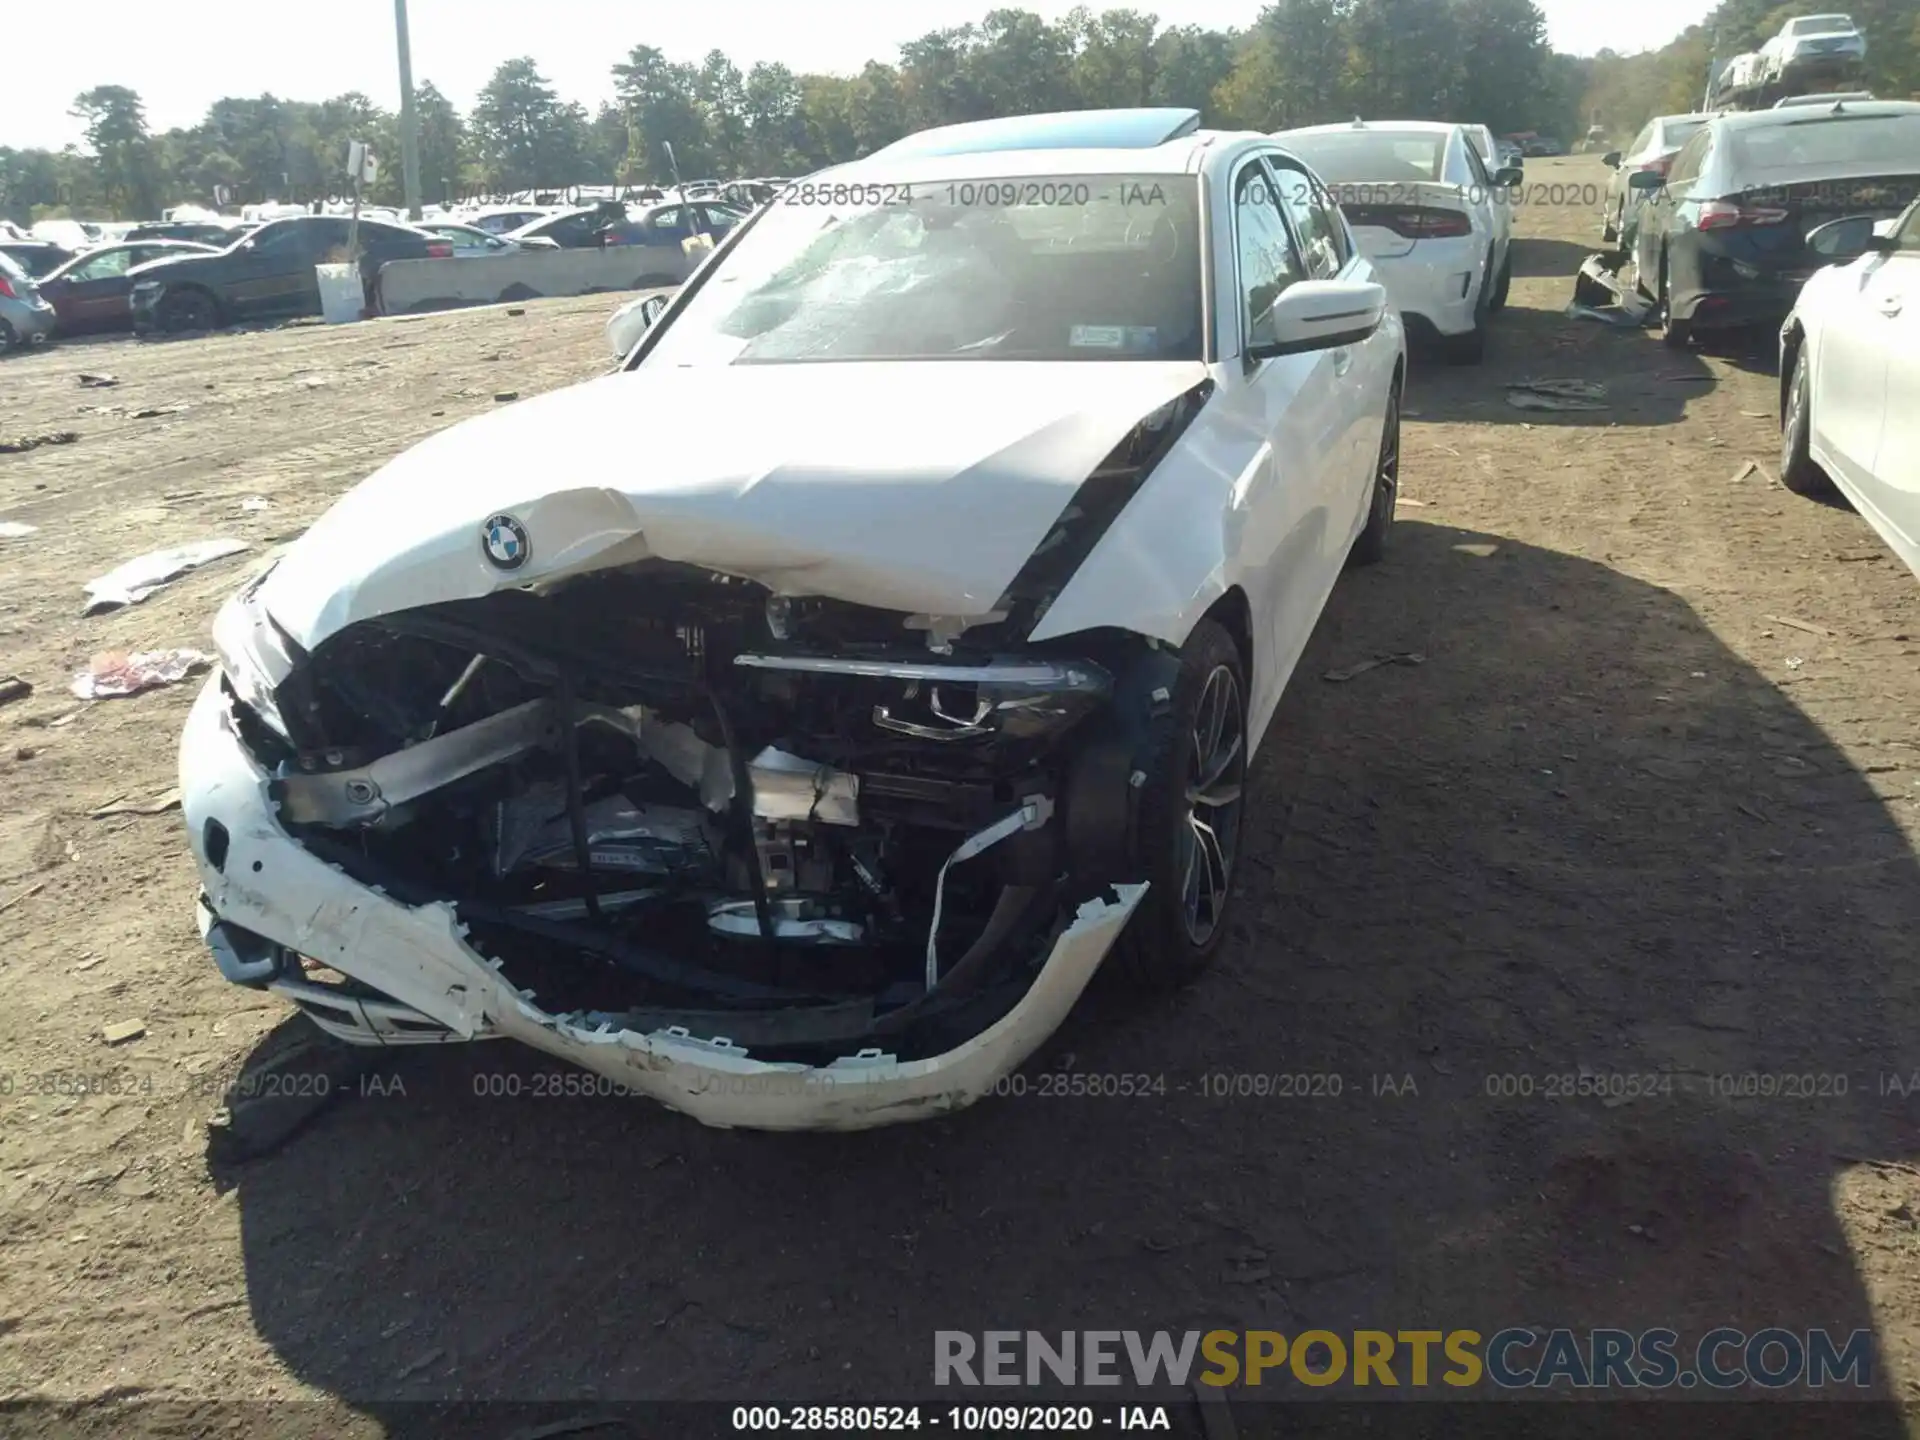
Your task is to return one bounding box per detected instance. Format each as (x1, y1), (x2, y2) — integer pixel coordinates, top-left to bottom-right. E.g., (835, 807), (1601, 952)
(1332, 348), (1353, 377)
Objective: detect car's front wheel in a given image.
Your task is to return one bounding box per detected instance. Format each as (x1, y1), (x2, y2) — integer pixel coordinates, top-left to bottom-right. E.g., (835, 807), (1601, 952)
(1781, 345), (1831, 496)
(1107, 619), (1248, 992)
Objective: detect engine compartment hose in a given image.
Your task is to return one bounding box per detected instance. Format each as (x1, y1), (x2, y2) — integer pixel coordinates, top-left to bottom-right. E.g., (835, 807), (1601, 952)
(924, 795), (1055, 991)
(554, 666), (603, 926)
(705, 684), (776, 941)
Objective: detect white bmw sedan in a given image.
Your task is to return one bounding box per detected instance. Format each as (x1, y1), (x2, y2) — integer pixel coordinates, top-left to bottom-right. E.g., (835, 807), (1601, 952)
(1275, 119), (1517, 362)
(1780, 200), (1920, 578)
(180, 108), (1406, 1130)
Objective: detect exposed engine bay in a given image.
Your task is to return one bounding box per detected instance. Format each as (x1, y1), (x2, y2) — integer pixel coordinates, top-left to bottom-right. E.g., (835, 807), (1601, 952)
(227, 560), (1181, 1064)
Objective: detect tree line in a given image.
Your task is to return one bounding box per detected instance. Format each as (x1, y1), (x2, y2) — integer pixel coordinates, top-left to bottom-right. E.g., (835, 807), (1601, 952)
(5, 0), (1917, 223)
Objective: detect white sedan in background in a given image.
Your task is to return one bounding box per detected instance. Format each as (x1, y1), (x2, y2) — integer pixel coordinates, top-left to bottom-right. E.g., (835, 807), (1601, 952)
(1780, 200), (1920, 577)
(422, 222), (554, 257)
(1276, 119), (1517, 363)
(180, 107), (1406, 1130)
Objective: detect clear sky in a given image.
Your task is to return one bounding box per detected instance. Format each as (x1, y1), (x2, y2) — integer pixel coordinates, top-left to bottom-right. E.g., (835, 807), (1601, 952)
(4, 0), (1720, 151)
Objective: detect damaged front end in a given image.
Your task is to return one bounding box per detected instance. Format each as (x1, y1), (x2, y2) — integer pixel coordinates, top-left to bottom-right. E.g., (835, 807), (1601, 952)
(184, 555), (1185, 1127)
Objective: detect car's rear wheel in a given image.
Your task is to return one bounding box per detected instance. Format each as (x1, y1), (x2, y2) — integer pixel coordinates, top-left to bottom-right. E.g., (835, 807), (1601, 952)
(157, 287), (219, 334)
(1488, 252), (1512, 312)
(1106, 619), (1248, 992)
(1657, 254), (1690, 350)
(1349, 385), (1400, 567)
(0, 318), (17, 354)
(1781, 346), (1831, 496)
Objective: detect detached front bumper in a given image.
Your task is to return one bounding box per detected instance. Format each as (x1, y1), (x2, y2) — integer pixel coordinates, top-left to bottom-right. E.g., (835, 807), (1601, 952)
(178, 674), (1145, 1130)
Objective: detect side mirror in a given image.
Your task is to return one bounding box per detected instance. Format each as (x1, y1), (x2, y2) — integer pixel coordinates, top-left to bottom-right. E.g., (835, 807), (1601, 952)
(1602, 150), (1623, 169)
(1627, 170), (1665, 192)
(605, 291), (671, 358)
(1805, 214), (1888, 262)
(1248, 279), (1388, 360)
(1493, 166), (1524, 188)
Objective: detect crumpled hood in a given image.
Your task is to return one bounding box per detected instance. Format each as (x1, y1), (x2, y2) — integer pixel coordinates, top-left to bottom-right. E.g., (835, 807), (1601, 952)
(258, 359), (1209, 649)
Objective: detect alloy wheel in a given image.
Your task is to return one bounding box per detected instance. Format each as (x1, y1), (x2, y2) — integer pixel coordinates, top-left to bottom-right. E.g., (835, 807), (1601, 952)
(1179, 664), (1246, 946)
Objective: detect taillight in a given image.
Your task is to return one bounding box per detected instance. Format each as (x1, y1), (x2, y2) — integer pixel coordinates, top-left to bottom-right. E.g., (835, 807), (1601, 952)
(426, 241), (453, 258)
(1345, 206), (1473, 239)
(1696, 200), (1790, 231)
(0, 274), (14, 300)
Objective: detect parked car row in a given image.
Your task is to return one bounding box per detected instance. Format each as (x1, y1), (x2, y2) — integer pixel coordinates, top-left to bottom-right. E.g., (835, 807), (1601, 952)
(129, 215), (453, 334)
(1710, 13), (1868, 110)
(1626, 100), (1920, 349)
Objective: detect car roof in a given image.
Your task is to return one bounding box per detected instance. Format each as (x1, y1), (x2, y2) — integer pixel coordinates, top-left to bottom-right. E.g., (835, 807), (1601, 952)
(1713, 99), (1920, 131)
(866, 107), (1201, 162)
(823, 135), (1243, 186)
(1280, 119), (1460, 139)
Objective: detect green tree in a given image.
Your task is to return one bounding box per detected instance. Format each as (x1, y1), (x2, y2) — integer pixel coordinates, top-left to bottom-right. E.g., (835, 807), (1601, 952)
(1148, 25), (1238, 110)
(744, 62), (809, 173)
(614, 45), (709, 182)
(471, 58), (581, 192)
(1449, 0), (1550, 132)
(412, 81), (468, 204)
(70, 85), (161, 217)
(1069, 8), (1161, 108)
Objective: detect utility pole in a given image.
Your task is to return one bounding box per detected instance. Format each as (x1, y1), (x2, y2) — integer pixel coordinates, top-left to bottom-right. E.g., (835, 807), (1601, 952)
(394, 0), (423, 219)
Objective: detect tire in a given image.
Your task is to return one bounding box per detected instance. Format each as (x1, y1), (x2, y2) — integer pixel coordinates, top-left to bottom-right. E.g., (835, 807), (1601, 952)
(1105, 619), (1249, 992)
(1489, 252), (1512, 312)
(0, 318), (17, 354)
(1657, 255), (1690, 350)
(1780, 346), (1831, 496)
(1349, 384), (1400, 567)
(1601, 210), (1618, 244)
(156, 287), (220, 335)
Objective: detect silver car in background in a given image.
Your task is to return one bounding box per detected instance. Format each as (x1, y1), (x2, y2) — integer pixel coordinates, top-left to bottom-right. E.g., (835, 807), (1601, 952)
(1600, 112), (1717, 249)
(0, 251), (57, 353)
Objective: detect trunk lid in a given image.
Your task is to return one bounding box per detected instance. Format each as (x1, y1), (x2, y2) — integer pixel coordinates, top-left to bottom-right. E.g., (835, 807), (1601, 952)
(1329, 180), (1470, 260)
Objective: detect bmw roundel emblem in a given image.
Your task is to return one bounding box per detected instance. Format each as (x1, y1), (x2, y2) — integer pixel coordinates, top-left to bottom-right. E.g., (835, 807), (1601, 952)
(482, 514), (529, 570)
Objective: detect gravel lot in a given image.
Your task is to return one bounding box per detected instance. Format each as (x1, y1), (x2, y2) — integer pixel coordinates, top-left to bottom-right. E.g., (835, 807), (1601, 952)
(2, 158), (1918, 1434)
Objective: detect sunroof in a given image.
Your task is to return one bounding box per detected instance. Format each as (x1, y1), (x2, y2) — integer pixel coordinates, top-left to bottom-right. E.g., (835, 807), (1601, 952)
(869, 108), (1202, 161)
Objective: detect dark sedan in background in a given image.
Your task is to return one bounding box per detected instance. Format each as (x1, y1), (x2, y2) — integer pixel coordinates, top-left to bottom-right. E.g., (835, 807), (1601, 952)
(125, 220), (250, 247)
(1632, 100), (1920, 348)
(37, 240), (219, 335)
(0, 240), (79, 279)
(128, 215), (451, 333)
(505, 200), (743, 250)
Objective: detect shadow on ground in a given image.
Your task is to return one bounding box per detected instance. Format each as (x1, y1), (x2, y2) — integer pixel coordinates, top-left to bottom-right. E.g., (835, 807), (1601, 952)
(210, 521), (1917, 1435)
(1507, 237), (1599, 279)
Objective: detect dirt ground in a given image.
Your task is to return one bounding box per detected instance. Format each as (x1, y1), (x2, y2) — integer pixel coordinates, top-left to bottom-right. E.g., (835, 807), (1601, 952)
(2, 156), (1919, 1435)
